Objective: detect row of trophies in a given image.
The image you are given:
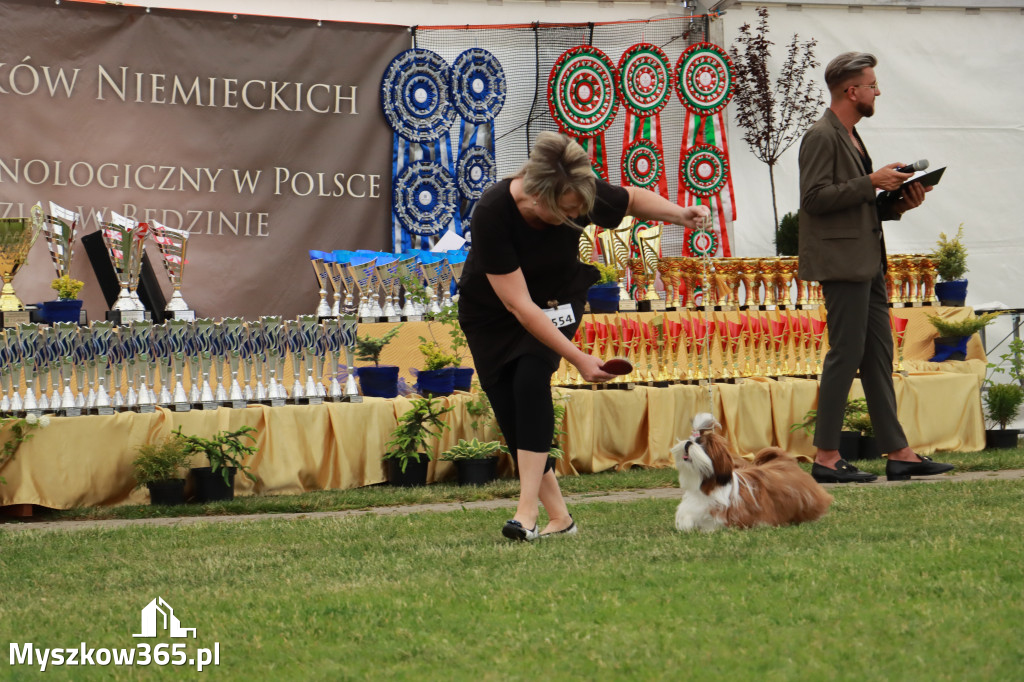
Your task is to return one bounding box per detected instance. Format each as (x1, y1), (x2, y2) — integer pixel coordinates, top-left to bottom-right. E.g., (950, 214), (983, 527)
(581, 219), (941, 310)
(0, 203), (194, 326)
(310, 249), (466, 322)
(555, 310), (912, 387)
(0, 316), (362, 417)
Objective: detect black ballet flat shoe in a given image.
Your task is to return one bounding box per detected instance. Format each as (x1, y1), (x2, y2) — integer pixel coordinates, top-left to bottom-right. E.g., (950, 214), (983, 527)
(886, 455), (954, 481)
(501, 519), (539, 542)
(540, 515), (578, 538)
(811, 459), (878, 484)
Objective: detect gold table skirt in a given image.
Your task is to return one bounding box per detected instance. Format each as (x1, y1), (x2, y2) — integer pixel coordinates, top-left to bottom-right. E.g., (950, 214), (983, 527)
(0, 366), (985, 510)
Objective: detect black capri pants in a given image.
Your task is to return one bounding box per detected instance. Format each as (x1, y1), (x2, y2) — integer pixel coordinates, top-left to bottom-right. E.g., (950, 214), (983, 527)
(482, 353), (558, 474)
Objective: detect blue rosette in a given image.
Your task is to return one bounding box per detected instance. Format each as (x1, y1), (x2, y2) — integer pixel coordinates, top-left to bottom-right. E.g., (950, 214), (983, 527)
(380, 48), (456, 142)
(450, 48), (506, 124)
(393, 161), (457, 237)
(455, 145), (495, 203)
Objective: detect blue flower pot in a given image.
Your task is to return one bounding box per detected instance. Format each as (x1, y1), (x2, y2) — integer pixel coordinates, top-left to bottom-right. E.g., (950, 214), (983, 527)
(416, 367), (454, 397)
(587, 282), (620, 314)
(41, 299), (83, 324)
(356, 365), (399, 398)
(934, 280), (968, 307)
(452, 367), (475, 391)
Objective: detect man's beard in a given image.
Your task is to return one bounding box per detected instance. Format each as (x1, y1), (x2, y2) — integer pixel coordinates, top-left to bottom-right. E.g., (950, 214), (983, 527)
(856, 101), (875, 118)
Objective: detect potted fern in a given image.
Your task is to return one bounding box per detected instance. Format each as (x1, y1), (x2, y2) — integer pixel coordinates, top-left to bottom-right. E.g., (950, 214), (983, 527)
(932, 224), (968, 306)
(354, 325), (401, 398)
(791, 397), (870, 461)
(926, 311), (999, 362)
(132, 435), (193, 505)
(383, 396), (452, 486)
(983, 338), (1024, 449)
(175, 425), (259, 502)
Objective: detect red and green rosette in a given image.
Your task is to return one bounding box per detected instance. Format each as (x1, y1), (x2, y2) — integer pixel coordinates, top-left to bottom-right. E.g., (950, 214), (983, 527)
(618, 42), (672, 199)
(548, 45), (620, 180)
(674, 42), (734, 117)
(680, 143), (729, 198)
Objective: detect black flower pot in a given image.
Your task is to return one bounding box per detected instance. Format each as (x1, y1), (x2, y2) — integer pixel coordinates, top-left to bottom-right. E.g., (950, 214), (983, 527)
(452, 367), (475, 392)
(387, 458), (429, 487)
(858, 435), (883, 460)
(838, 431), (862, 462)
(984, 428), (1019, 450)
(356, 365), (400, 398)
(190, 466), (236, 502)
(147, 479), (186, 506)
(454, 458), (499, 486)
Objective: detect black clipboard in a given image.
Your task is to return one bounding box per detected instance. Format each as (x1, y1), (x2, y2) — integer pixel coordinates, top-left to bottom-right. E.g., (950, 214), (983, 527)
(877, 166), (946, 206)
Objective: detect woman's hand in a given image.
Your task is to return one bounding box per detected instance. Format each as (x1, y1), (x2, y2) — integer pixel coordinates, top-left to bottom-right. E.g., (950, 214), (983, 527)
(625, 186), (711, 229)
(574, 353), (615, 383)
(678, 204), (711, 229)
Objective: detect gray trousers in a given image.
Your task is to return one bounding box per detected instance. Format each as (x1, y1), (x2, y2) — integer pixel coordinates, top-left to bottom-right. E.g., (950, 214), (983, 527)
(814, 265), (908, 453)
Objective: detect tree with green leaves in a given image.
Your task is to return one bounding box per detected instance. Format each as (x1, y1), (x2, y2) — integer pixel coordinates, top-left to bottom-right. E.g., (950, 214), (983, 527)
(729, 6), (824, 253)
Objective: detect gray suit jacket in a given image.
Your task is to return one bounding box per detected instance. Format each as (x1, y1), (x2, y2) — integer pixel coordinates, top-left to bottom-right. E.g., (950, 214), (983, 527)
(797, 109), (899, 283)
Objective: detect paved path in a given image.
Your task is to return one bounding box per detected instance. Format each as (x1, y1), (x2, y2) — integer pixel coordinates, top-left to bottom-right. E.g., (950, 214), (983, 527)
(3, 469), (1022, 535)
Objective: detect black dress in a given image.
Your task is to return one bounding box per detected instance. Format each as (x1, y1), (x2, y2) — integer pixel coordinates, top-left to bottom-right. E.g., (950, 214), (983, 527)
(458, 178), (629, 387)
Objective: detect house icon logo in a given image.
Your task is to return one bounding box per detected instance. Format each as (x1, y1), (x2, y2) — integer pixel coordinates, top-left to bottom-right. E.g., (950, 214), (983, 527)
(133, 597), (197, 639)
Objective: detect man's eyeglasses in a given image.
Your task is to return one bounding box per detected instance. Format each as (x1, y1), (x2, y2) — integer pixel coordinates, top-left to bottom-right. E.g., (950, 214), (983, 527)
(847, 82), (879, 92)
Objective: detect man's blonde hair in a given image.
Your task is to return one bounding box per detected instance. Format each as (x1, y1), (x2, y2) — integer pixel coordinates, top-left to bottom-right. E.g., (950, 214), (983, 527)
(824, 51), (877, 93)
(517, 131), (597, 226)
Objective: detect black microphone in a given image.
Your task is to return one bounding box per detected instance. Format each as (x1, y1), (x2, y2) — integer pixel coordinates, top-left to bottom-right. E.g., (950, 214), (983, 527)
(895, 159), (928, 173)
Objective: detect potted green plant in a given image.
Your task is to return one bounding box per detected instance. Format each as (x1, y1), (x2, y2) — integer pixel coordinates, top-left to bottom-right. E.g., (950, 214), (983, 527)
(43, 274), (85, 323)
(932, 224), (968, 306)
(983, 338), (1024, 449)
(415, 340), (458, 397)
(440, 438), (503, 486)
(132, 435), (193, 505)
(587, 262), (621, 314)
(174, 425), (258, 502)
(383, 396), (452, 486)
(790, 398), (869, 461)
(774, 211), (799, 257)
(431, 303), (474, 391)
(354, 325), (401, 398)
(926, 311), (999, 362)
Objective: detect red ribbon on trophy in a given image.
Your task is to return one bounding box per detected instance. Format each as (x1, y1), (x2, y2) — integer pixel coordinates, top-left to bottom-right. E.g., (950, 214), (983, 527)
(674, 42), (737, 257)
(549, 45), (620, 181)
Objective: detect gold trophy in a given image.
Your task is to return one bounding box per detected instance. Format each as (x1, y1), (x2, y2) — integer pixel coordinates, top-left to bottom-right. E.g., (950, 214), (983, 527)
(309, 251), (334, 318)
(347, 254), (379, 321)
(776, 257), (798, 308)
(759, 258), (779, 308)
(0, 204), (44, 326)
(716, 258), (743, 310)
(579, 224), (597, 262)
(151, 221), (194, 320)
(375, 255), (401, 321)
(634, 221), (663, 310)
(43, 203), (78, 282)
(917, 254), (939, 305)
(739, 257), (762, 309)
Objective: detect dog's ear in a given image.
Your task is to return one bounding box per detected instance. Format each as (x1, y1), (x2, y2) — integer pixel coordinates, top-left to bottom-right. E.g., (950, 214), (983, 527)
(703, 433), (734, 485)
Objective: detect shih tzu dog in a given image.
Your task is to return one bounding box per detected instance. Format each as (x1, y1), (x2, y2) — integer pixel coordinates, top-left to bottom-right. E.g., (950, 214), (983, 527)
(671, 414), (833, 533)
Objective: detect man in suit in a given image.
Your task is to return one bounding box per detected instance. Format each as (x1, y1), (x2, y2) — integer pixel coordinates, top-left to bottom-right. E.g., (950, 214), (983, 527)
(798, 52), (953, 483)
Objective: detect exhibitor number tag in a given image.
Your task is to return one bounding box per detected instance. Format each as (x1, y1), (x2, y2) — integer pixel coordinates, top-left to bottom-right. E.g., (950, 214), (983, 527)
(542, 303), (576, 329)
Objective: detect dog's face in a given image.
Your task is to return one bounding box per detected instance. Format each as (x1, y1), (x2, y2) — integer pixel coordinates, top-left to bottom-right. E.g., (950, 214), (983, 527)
(672, 434), (734, 494)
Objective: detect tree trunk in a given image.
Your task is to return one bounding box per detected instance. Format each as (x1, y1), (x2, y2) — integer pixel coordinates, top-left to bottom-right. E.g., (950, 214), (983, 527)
(768, 163), (780, 255)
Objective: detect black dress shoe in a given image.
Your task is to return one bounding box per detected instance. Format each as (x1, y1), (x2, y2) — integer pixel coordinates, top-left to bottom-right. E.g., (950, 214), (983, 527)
(886, 455), (954, 481)
(501, 519), (539, 542)
(811, 459), (878, 483)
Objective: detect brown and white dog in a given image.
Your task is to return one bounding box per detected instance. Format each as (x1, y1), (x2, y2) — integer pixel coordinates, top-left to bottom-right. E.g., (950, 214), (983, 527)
(671, 416), (833, 533)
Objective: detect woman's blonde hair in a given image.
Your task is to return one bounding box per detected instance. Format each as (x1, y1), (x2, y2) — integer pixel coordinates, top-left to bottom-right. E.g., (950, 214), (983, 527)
(517, 131), (597, 227)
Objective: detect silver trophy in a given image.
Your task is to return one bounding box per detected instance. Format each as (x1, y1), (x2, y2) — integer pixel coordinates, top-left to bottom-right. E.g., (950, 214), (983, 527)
(219, 317), (248, 408)
(100, 212), (147, 321)
(88, 321), (115, 414)
(151, 221), (194, 320)
(418, 257), (444, 315)
(128, 321), (155, 412)
(73, 325), (93, 410)
(50, 323), (81, 415)
(192, 318), (218, 408)
(375, 255), (401, 321)
(164, 318), (192, 410)
(348, 255), (379, 321)
(259, 316), (286, 405)
(285, 318), (305, 401)
(321, 318), (343, 400)
(309, 250), (334, 318)
(331, 250), (356, 314)
(340, 314), (361, 402)
(396, 255), (422, 321)
(445, 252), (467, 307)
(151, 322), (173, 406)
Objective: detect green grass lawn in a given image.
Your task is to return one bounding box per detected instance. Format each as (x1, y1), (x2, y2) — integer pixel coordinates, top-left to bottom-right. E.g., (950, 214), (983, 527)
(35, 446), (1024, 522)
(3, 475), (1023, 680)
